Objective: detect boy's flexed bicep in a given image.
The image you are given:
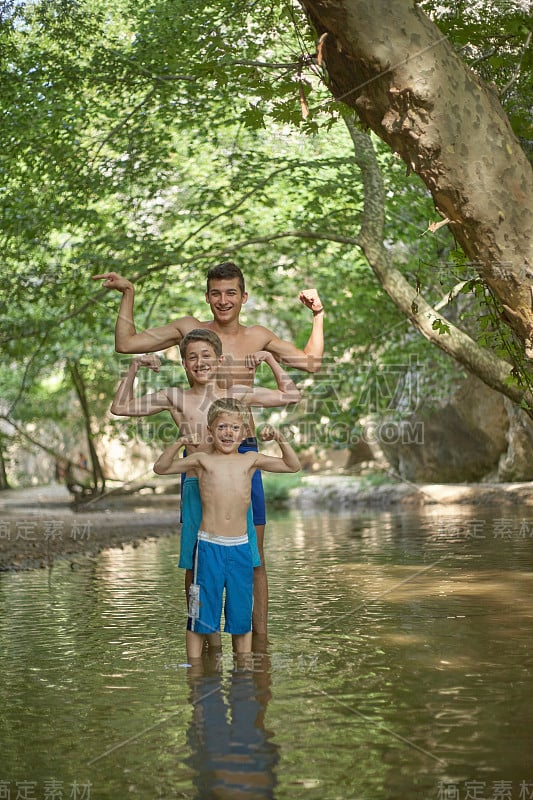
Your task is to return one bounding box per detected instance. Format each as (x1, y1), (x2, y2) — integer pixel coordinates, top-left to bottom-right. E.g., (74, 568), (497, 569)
(153, 441), (203, 475)
(253, 453), (299, 474)
(92, 272), (198, 353)
(253, 425), (301, 473)
(231, 383), (299, 409)
(231, 351), (302, 408)
(110, 355), (186, 418)
(112, 388), (183, 417)
(262, 288), (324, 374)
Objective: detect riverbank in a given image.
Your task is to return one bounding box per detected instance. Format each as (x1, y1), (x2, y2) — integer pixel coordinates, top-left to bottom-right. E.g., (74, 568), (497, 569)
(0, 484), (180, 571)
(2, 477), (533, 570)
(293, 474), (533, 510)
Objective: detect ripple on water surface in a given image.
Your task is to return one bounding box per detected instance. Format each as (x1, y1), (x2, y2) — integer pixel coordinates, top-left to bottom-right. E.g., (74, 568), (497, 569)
(1, 509), (533, 799)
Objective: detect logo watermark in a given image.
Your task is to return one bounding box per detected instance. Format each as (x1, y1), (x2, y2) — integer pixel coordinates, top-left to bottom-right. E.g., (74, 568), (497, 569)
(0, 779), (92, 799)
(432, 518), (533, 541)
(437, 779), (533, 800)
(0, 519), (92, 542)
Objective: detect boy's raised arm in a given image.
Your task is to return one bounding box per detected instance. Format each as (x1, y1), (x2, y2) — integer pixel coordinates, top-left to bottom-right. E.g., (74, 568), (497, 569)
(237, 351), (302, 407)
(92, 271), (194, 353)
(110, 354), (183, 417)
(153, 439), (201, 475)
(253, 426), (301, 473)
(262, 288), (324, 374)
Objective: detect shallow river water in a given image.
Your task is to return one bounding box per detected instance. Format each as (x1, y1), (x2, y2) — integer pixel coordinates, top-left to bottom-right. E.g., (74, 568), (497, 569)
(1, 506), (533, 799)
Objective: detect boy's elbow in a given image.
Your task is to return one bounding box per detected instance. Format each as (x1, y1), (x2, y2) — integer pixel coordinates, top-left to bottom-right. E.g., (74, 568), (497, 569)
(283, 389), (302, 405)
(114, 333), (142, 354)
(307, 357), (322, 374)
(285, 460), (300, 473)
(114, 337), (128, 354)
(296, 363), (319, 375)
(115, 343), (136, 354)
(153, 463), (164, 475)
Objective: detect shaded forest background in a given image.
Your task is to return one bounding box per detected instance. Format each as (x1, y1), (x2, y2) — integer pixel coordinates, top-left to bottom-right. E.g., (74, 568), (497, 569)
(0, 0), (531, 492)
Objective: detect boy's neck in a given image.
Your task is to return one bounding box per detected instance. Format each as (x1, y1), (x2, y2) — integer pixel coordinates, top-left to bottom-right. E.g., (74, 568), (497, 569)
(212, 446), (240, 456)
(211, 319), (244, 336)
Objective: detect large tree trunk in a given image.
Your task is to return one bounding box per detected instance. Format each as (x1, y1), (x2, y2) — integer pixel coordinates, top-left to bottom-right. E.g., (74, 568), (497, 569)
(299, 0), (533, 349)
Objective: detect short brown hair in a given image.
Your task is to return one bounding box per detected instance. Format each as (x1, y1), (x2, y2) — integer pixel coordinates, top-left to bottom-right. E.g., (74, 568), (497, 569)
(207, 398), (249, 428)
(179, 329), (222, 359)
(206, 262), (245, 294)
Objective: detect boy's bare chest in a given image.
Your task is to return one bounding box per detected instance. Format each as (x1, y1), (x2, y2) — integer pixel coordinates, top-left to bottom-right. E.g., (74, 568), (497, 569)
(180, 395), (218, 440)
(219, 331), (269, 385)
(201, 457), (252, 496)
(200, 323), (269, 360)
(162, 389), (210, 446)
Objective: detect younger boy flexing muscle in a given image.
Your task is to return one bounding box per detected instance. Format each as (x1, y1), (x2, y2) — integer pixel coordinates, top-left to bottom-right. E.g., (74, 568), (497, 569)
(153, 398), (301, 659)
(111, 329), (301, 636)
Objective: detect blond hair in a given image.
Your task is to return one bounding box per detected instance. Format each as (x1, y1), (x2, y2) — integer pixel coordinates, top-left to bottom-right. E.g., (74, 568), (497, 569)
(207, 398), (249, 428)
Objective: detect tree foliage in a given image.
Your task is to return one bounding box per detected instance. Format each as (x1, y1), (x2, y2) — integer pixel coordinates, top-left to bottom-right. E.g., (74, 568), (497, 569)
(0, 0), (531, 485)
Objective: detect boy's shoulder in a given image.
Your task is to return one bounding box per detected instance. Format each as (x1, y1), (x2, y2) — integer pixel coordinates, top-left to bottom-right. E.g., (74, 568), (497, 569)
(241, 323), (275, 340)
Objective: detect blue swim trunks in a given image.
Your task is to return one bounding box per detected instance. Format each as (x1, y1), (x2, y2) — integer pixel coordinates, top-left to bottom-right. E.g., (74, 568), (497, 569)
(187, 531), (254, 636)
(179, 477), (261, 570)
(238, 437), (266, 526)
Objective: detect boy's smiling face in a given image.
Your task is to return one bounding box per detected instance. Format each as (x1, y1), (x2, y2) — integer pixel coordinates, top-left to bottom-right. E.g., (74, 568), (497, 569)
(182, 340), (221, 385)
(205, 277), (248, 324)
(209, 412), (244, 454)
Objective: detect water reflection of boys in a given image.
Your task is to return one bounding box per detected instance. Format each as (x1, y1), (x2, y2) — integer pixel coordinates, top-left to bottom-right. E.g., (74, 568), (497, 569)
(185, 652), (279, 799)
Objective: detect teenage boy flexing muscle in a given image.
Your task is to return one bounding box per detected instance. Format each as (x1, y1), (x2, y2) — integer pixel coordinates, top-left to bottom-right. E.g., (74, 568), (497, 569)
(94, 262), (324, 636)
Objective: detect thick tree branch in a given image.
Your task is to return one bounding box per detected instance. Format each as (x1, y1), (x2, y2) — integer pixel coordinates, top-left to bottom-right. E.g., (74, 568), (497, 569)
(298, 0), (533, 348)
(500, 30), (532, 97)
(0, 415), (79, 467)
(341, 114), (533, 412)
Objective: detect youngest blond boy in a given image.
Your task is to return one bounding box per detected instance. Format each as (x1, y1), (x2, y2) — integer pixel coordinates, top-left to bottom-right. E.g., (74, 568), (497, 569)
(153, 398), (300, 658)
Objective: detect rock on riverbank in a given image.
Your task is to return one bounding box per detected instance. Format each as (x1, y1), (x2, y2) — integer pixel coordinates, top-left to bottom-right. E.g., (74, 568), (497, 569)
(293, 475), (533, 510)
